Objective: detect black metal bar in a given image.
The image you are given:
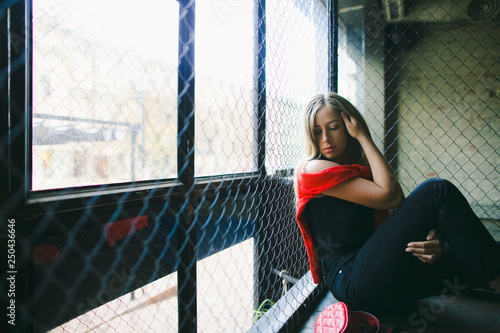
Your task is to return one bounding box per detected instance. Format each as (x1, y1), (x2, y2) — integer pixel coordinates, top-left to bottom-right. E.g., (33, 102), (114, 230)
(177, 1), (195, 186)
(383, 25), (400, 172)
(0, 1), (9, 197)
(177, 194), (197, 333)
(5, 2), (34, 332)
(254, 0), (266, 175)
(6, 0), (28, 201)
(254, 180), (270, 311)
(23, 0), (31, 200)
(253, 0), (268, 312)
(329, 0), (339, 92)
(177, 0), (196, 332)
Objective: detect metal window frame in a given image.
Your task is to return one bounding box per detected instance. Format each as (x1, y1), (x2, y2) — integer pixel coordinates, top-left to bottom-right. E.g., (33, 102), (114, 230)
(1, 1), (269, 208)
(329, 0), (339, 93)
(1, 0), (31, 203)
(177, 1), (197, 331)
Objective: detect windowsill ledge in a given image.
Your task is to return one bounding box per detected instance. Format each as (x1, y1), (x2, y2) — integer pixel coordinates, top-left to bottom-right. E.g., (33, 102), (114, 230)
(247, 271), (327, 333)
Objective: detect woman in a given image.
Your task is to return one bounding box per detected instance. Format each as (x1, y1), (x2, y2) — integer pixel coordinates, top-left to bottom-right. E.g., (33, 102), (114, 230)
(295, 92), (500, 314)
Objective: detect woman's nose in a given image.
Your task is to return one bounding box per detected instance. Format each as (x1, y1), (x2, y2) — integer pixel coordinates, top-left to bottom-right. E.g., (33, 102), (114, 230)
(321, 132), (328, 142)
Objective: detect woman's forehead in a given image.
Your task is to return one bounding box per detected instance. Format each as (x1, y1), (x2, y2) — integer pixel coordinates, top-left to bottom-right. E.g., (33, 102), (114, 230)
(314, 106), (340, 124)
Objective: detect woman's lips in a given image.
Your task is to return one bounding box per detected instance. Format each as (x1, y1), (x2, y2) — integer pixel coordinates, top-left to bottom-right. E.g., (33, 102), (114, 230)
(324, 147), (335, 153)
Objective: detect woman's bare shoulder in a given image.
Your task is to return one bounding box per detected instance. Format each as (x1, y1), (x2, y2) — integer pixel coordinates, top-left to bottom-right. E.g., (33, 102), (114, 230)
(302, 159), (340, 174)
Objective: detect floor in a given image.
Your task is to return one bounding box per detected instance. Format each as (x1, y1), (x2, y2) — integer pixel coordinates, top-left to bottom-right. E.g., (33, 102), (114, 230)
(298, 289), (500, 333)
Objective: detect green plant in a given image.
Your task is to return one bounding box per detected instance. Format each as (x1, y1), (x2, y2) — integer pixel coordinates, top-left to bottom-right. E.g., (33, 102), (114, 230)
(253, 299), (275, 323)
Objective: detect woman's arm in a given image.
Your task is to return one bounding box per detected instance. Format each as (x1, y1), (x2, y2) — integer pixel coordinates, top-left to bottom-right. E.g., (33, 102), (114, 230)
(306, 113), (405, 210)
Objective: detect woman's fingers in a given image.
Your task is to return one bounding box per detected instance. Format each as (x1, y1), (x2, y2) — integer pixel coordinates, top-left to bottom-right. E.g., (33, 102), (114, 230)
(406, 237), (443, 263)
(416, 254), (436, 264)
(340, 112), (359, 137)
(406, 240), (439, 252)
(414, 253), (440, 264)
(340, 111), (355, 124)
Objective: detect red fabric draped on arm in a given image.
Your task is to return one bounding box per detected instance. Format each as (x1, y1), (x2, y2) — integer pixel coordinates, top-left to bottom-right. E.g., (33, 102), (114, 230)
(295, 164), (387, 284)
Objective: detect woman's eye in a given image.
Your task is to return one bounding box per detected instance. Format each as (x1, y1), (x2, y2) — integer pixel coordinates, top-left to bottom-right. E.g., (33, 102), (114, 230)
(314, 131), (321, 136)
(329, 126), (339, 131)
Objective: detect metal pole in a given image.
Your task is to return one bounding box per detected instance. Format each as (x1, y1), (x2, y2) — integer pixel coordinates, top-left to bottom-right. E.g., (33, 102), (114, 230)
(177, 1), (196, 332)
(329, 0), (339, 93)
(253, 0), (268, 312)
(141, 91), (145, 179)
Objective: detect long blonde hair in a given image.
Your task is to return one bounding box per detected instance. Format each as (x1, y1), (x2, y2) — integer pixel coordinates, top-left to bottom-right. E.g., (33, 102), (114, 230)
(302, 92), (371, 166)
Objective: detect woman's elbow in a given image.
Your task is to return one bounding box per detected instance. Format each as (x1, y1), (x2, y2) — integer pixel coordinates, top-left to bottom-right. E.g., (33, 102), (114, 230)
(376, 186), (404, 210)
(386, 189), (405, 209)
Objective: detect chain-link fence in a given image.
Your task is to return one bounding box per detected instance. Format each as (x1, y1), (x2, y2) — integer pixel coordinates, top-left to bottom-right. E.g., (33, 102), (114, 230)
(336, 0), (500, 237)
(1, 0), (499, 332)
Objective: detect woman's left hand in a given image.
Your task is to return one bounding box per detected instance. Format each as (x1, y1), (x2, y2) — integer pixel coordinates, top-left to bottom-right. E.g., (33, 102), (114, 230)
(406, 229), (444, 264)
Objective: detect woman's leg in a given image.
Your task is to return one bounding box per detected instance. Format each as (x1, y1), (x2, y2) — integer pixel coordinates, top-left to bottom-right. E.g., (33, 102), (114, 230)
(338, 179), (500, 310)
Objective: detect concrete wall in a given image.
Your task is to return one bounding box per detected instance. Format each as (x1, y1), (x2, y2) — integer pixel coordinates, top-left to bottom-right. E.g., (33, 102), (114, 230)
(393, 21), (500, 221)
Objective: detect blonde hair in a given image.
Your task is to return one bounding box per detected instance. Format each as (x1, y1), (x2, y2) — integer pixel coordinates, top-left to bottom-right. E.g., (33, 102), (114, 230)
(302, 92), (371, 166)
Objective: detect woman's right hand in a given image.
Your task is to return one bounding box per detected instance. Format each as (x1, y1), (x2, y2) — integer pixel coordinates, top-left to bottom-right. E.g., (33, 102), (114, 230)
(340, 112), (369, 141)
(406, 229), (444, 264)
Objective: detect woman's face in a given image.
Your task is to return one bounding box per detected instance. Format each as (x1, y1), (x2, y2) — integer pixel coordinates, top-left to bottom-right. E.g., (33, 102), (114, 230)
(313, 106), (349, 164)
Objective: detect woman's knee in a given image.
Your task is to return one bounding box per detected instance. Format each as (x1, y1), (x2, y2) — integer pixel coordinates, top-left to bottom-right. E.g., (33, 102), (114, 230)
(419, 178), (458, 193)
(408, 178), (463, 207)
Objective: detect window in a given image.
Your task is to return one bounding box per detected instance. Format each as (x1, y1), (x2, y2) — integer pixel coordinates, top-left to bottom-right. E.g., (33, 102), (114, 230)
(266, 0), (330, 174)
(195, 0), (255, 176)
(32, 0), (179, 190)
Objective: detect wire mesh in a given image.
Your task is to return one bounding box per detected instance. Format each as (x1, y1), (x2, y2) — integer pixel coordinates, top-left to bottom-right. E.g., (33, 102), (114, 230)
(337, 0), (500, 239)
(1, 0), (499, 332)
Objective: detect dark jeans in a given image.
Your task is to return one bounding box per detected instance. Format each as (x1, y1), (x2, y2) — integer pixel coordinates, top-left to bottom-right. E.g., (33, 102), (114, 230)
(324, 179), (500, 314)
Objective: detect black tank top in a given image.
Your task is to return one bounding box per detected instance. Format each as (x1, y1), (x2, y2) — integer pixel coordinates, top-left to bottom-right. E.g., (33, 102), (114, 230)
(303, 195), (375, 263)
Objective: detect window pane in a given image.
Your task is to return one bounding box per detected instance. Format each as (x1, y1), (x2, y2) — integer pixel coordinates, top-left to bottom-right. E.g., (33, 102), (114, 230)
(195, 0), (255, 177)
(49, 273), (178, 332)
(197, 239), (254, 331)
(32, 0), (179, 190)
(266, 0), (329, 175)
